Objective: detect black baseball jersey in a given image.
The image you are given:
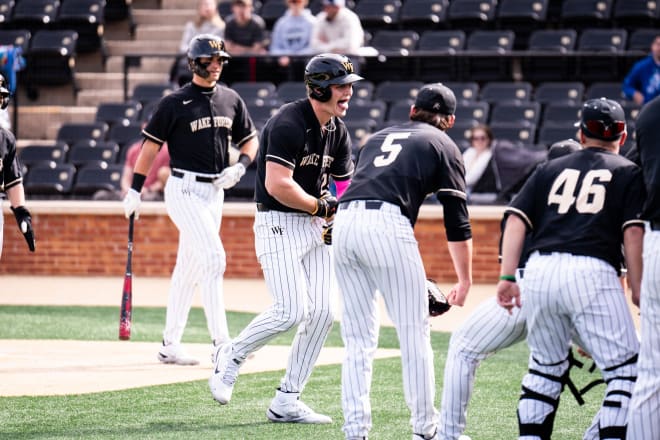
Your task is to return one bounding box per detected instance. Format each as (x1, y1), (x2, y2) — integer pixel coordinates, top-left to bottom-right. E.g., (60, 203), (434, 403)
(633, 95), (660, 221)
(254, 99), (354, 212)
(506, 147), (645, 271)
(0, 127), (22, 192)
(340, 121), (467, 225)
(143, 82), (257, 174)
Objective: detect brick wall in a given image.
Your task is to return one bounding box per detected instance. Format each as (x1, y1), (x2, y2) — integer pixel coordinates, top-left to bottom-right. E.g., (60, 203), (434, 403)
(0, 201), (505, 283)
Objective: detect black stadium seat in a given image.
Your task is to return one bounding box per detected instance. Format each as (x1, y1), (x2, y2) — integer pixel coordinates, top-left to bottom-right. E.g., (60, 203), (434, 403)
(56, 122), (108, 146)
(24, 163), (76, 199)
(399, 0), (449, 31)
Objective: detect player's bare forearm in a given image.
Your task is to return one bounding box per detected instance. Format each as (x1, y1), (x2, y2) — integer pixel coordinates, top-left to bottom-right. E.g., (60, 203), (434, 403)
(6, 183), (26, 207)
(623, 225), (644, 306)
(447, 239), (472, 306)
(265, 161), (317, 213)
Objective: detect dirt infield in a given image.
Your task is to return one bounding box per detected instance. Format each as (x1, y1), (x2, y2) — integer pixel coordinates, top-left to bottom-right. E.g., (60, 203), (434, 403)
(0, 276), (641, 397)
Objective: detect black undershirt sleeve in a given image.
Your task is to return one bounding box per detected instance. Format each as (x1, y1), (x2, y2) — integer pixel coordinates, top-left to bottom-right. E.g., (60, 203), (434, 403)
(441, 196), (472, 242)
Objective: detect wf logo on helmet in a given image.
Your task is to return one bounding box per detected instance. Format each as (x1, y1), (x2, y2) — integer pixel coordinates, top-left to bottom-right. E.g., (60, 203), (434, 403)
(208, 40), (225, 50)
(342, 61), (354, 73)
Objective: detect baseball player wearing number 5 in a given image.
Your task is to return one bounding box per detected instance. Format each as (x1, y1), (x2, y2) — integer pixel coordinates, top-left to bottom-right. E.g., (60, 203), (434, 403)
(497, 98), (644, 440)
(627, 95), (660, 439)
(333, 83), (473, 440)
(209, 53), (359, 423)
(0, 73), (35, 257)
(123, 34), (258, 366)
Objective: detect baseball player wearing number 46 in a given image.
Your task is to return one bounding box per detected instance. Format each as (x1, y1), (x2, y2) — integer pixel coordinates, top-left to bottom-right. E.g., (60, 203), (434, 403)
(0, 73), (35, 257)
(123, 34), (259, 366)
(497, 98), (644, 440)
(627, 95), (660, 439)
(333, 83), (473, 440)
(209, 53), (359, 423)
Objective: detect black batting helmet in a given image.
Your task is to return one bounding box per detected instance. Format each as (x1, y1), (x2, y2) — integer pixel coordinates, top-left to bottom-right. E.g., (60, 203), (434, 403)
(187, 34), (231, 79)
(304, 53), (363, 102)
(0, 74), (10, 110)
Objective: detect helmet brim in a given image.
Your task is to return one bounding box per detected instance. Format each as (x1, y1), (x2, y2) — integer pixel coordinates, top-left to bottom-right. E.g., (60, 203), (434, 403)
(329, 73), (364, 85)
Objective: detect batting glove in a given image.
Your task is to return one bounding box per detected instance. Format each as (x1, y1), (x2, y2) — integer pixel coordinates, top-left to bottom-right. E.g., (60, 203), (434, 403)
(122, 188), (141, 219)
(322, 221), (333, 245)
(311, 194), (338, 219)
(11, 206), (35, 252)
(215, 163), (246, 190)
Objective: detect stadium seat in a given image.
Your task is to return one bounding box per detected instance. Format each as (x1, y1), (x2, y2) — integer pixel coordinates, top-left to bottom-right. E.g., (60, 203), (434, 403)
(68, 140), (120, 167)
(71, 162), (123, 198)
(479, 81), (533, 104)
(399, 0), (449, 31)
(496, 0), (550, 49)
(107, 122), (142, 149)
(0, 0), (15, 25)
(353, 0), (402, 31)
(0, 29), (31, 54)
(576, 28), (628, 82)
(246, 102), (281, 126)
(613, 0), (659, 30)
(343, 99), (388, 126)
(443, 81), (479, 102)
(386, 101), (412, 123)
(104, 0), (134, 36)
(24, 163), (76, 199)
(95, 101), (142, 129)
(24, 29), (79, 98)
(344, 119), (377, 149)
(533, 81), (584, 105)
(131, 83), (174, 106)
(541, 102), (582, 127)
(522, 28), (577, 82)
(374, 80), (424, 105)
(55, 0), (106, 55)
(56, 122), (108, 146)
(627, 28), (658, 52)
(454, 101), (490, 125)
(560, 0), (614, 30)
(369, 30), (419, 55)
(276, 81), (307, 102)
(416, 30), (465, 81)
(19, 142), (69, 169)
(231, 81), (278, 102)
(536, 125), (579, 146)
(462, 30), (515, 81)
(489, 102), (541, 127)
(9, 0), (60, 34)
(447, 0), (498, 31)
(490, 122), (537, 146)
(585, 81), (626, 100)
(352, 80), (375, 101)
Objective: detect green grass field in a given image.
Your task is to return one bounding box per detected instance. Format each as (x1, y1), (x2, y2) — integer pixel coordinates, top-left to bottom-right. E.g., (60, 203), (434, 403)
(0, 305), (605, 439)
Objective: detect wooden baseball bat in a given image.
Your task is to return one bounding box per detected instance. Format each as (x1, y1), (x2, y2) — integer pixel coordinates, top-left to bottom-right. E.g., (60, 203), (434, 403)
(118, 214), (134, 340)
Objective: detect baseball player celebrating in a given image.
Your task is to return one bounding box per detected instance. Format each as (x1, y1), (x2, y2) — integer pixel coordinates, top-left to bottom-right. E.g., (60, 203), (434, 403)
(0, 74), (35, 257)
(627, 95), (660, 439)
(209, 53), (359, 423)
(438, 139), (586, 440)
(333, 83), (473, 440)
(123, 34), (258, 366)
(497, 98), (643, 440)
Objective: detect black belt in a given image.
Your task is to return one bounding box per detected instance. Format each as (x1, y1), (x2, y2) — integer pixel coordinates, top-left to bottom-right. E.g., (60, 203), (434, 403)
(651, 220), (660, 231)
(256, 203), (270, 212)
(171, 169), (216, 183)
(538, 251), (553, 256)
(339, 200), (384, 210)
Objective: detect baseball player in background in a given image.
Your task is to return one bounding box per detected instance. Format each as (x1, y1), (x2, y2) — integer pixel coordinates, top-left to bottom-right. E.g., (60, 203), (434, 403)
(438, 139), (587, 440)
(209, 53), (359, 424)
(0, 73), (35, 257)
(627, 95), (660, 439)
(333, 83), (473, 440)
(123, 34), (258, 366)
(497, 98), (644, 440)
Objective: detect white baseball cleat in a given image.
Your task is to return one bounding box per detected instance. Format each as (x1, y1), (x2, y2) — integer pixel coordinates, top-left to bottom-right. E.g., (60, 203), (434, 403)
(266, 393), (332, 424)
(458, 435), (472, 440)
(157, 342), (199, 366)
(209, 343), (241, 405)
(412, 430), (439, 440)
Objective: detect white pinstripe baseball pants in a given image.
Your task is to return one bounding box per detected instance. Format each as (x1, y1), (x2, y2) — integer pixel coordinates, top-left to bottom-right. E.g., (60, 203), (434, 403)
(627, 225), (660, 439)
(231, 210), (334, 393)
(519, 252), (639, 440)
(333, 200), (437, 440)
(162, 169), (229, 346)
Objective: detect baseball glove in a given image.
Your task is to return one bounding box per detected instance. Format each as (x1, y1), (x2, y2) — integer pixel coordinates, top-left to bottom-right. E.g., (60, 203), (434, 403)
(427, 278), (451, 317)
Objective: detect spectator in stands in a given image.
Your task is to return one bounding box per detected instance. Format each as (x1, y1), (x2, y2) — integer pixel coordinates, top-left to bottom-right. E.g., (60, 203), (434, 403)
(622, 34), (660, 105)
(171, 0), (226, 87)
(94, 121), (171, 202)
(224, 0), (267, 55)
(269, 0), (316, 82)
(310, 0), (365, 56)
(463, 124), (495, 198)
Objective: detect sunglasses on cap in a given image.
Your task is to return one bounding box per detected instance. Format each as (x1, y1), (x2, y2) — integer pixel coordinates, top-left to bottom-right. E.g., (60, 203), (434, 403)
(581, 120), (625, 139)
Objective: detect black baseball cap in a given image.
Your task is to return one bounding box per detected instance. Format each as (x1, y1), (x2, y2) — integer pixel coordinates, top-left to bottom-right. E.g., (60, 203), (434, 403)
(414, 83), (456, 115)
(548, 138), (581, 160)
(575, 98), (626, 141)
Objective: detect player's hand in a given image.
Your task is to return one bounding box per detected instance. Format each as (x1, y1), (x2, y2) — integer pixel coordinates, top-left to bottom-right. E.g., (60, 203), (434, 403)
(215, 163), (246, 190)
(496, 280), (521, 314)
(322, 221), (333, 245)
(446, 279), (470, 307)
(311, 194), (337, 218)
(122, 188), (141, 219)
(11, 206), (35, 252)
